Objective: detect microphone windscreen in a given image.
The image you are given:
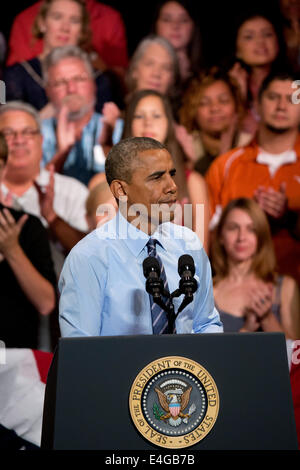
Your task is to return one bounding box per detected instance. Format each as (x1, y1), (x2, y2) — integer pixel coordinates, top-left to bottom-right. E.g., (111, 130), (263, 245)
(143, 256), (160, 277)
(178, 254), (195, 276)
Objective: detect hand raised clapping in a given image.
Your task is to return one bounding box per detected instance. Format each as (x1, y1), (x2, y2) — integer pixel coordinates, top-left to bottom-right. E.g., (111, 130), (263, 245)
(0, 208), (28, 256)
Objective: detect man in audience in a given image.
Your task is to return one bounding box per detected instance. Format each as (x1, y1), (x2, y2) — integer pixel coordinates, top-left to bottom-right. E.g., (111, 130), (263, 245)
(0, 130), (57, 349)
(41, 45), (123, 185)
(0, 101), (88, 260)
(6, 0), (128, 72)
(206, 71), (300, 283)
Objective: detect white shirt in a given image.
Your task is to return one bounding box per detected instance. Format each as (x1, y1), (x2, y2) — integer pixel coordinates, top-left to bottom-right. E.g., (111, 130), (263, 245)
(257, 149), (297, 177)
(1, 169), (89, 232)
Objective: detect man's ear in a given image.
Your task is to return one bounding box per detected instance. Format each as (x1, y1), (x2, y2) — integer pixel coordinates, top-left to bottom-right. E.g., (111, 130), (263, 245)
(110, 180), (128, 201)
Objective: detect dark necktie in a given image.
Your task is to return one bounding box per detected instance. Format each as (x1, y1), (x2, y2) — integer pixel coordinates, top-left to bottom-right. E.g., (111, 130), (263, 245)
(146, 238), (170, 334)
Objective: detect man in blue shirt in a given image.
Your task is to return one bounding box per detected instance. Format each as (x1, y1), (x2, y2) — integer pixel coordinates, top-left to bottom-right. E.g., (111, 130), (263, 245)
(59, 137), (222, 337)
(41, 45), (123, 186)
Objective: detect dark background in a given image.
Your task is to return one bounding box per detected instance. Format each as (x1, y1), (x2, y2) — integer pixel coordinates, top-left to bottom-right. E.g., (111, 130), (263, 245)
(0, 0), (285, 64)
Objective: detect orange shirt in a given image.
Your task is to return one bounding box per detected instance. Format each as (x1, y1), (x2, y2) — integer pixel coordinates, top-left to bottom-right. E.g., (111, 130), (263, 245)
(205, 137), (300, 283)
(205, 138), (300, 218)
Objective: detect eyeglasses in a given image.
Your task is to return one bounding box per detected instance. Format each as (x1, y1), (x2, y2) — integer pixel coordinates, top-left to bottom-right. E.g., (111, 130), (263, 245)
(49, 75), (90, 89)
(1, 128), (41, 140)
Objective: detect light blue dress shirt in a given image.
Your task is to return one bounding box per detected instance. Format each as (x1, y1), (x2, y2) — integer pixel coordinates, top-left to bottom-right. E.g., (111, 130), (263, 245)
(58, 212), (223, 337)
(41, 112), (124, 185)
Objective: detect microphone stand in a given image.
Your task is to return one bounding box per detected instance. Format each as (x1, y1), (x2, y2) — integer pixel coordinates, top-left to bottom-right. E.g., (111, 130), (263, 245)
(151, 285), (196, 334)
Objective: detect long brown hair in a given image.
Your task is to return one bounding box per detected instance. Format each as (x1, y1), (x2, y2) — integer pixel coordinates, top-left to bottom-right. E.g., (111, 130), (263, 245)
(211, 198), (277, 284)
(122, 89), (188, 201)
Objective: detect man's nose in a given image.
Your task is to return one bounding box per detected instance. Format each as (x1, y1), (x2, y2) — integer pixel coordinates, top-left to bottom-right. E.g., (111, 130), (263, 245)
(165, 174), (177, 193)
(12, 131), (27, 144)
(276, 96), (287, 110)
(65, 79), (77, 93)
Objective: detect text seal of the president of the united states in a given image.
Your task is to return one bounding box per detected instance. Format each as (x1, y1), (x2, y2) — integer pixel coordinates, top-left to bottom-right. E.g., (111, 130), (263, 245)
(129, 356), (219, 449)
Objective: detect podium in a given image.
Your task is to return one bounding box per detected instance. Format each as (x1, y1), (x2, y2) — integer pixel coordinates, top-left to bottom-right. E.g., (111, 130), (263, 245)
(41, 332), (298, 450)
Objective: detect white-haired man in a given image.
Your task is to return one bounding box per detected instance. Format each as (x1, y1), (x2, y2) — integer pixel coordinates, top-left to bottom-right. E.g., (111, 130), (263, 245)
(42, 45), (123, 185)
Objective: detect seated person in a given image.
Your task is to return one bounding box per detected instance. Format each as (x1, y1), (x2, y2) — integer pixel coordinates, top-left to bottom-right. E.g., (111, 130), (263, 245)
(0, 101), (89, 260)
(205, 71), (300, 285)
(226, 11), (287, 135)
(3, 0), (125, 116)
(150, 0), (203, 84)
(41, 45), (123, 185)
(178, 67), (252, 174)
(6, 0), (129, 72)
(0, 131), (57, 349)
(211, 198), (300, 339)
(125, 34), (182, 117)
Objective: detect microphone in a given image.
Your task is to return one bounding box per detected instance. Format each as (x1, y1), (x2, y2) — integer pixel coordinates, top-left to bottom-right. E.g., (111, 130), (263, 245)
(178, 255), (198, 297)
(176, 255), (198, 315)
(143, 257), (164, 300)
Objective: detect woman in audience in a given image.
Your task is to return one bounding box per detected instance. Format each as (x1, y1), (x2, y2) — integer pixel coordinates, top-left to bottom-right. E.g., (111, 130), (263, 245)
(178, 67), (252, 175)
(151, 0), (203, 84)
(211, 197), (300, 338)
(227, 11), (286, 135)
(3, 0), (124, 117)
(125, 34), (182, 117)
(123, 89), (210, 251)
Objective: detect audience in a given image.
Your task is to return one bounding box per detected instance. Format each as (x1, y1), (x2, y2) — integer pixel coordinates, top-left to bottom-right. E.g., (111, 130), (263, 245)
(41, 45), (123, 185)
(5, 0), (129, 72)
(151, 0), (203, 84)
(206, 71), (300, 285)
(0, 131), (57, 349)
(211, 197), (300, 338)
(3, 0), (124, 118)
(279, 0), (300, 73)
(121, 89), (210, 251)
(125, 34), (182, 116)
(0, 101), (88, 258)
(227, 11), (286, 135)
(178, 67), (252, 174)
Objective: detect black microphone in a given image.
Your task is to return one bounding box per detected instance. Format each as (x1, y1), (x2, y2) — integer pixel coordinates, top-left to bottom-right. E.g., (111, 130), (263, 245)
(178, 254), (198, 297)
(175, 255), (198, 315)
(143, 257), (164, 300)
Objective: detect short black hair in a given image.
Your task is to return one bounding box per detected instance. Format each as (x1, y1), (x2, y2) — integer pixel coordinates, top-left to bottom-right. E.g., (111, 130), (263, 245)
(105, 137), (166, 186)
(258, 70), (298, 101)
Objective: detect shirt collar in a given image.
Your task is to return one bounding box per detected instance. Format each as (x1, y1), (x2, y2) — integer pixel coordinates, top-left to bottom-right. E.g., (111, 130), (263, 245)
(116, 211), (168, 258)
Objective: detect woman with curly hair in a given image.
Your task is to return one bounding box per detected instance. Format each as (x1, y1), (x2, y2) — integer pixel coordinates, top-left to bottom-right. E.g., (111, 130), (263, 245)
(211, 197), (300, 338)
(177, 67), (252, 175)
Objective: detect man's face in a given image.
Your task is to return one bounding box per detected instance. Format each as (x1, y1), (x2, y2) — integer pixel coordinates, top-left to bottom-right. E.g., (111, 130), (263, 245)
(46, 57), (96, 119)
(0, 110), (42, 172)
(122, 148), (178, 227)
(259, 79), (300, 132)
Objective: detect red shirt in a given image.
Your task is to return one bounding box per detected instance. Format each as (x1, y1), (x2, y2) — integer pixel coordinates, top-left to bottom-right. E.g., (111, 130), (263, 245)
(6, 0), (128, 68)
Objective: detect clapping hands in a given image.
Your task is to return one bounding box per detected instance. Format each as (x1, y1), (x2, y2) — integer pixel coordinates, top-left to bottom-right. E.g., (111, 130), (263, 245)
(242, 281), (274, 332)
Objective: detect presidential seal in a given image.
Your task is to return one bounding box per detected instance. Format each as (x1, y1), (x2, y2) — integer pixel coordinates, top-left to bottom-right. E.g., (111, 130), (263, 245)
(129, 356), (219, 449)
